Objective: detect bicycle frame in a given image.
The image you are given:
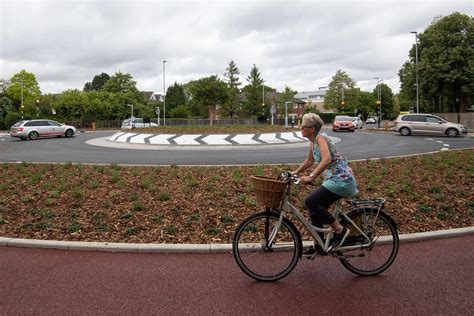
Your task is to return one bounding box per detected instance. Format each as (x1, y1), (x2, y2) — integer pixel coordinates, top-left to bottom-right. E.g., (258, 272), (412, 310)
(267, 180), (377, 253)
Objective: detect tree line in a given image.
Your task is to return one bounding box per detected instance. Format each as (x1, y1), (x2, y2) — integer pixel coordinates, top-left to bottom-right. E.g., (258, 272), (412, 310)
(0, 12), (471, 129)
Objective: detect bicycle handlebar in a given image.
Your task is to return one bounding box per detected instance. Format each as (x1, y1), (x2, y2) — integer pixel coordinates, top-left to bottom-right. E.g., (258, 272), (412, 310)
(280, 172), (301, 185)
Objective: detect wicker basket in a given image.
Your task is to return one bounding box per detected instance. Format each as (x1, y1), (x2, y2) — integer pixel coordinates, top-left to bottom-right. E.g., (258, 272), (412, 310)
(251, 176), (288, 208)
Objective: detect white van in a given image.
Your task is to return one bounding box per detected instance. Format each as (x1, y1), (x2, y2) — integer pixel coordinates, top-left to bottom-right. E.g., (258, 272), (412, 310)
(121, 118), (158, 129)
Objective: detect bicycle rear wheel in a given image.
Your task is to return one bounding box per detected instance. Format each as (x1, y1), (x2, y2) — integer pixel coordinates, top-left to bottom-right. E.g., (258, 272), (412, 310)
(232, 211), (301, 282)
(338, 208), (399, 276)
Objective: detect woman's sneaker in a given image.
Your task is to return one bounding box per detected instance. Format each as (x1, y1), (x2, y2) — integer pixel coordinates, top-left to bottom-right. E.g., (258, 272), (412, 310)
(327, 227), (350, 252)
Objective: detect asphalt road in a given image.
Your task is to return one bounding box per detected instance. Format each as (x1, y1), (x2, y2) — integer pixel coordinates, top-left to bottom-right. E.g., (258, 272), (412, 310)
(1, 235), (473, 314)
(1, 129), (473, 165)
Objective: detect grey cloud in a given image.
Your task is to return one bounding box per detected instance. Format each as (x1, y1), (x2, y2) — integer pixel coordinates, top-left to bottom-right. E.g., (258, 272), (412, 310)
(1, 0), (472, 94)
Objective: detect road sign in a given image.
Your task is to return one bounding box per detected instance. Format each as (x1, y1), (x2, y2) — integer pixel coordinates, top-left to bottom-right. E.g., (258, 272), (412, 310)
(155, 107), (160, 116)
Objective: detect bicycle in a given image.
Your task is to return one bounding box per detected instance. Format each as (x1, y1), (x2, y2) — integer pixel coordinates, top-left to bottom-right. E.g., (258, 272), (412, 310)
(232, 172), (399, 282)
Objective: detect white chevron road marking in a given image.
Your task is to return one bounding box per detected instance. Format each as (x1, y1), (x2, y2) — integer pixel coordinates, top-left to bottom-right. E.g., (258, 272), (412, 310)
(148, 134), (175, 145)
(115, 133), (136, 142)
(201, 134), (231, 145)
(129, 134), (153, 144)
(258, 133), (285, 143)
(231, 134), (260, 145)
(174, 135), (201, 145)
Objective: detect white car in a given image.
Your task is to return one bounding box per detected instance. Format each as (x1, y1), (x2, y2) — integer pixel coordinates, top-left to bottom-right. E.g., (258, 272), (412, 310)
(10, 119), (76, 140)
(121, 118), (158, 129)
(365, 116), (378, 124)
(350, 117), (363, 129)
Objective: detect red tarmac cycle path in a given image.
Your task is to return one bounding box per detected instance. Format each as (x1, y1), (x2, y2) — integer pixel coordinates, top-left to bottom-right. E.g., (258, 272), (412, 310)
(1, 235), (473, 315)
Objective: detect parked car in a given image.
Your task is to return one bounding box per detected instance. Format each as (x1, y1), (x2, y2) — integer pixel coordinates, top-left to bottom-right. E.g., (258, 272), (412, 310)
(121, 118), (158, 129)
(332, 116), (355, 132)
(392, 113), (468, 137)
(10, 119), (76, 140)
(350, 117), (363, 129)
(365, 116), (378, 124)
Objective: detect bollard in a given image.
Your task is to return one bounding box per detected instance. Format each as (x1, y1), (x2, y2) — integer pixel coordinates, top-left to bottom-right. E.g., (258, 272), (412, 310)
(92, 122), (96, 131)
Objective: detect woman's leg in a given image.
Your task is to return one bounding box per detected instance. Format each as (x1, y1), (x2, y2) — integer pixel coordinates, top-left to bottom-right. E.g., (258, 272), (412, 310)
(305, 186), (342, 238)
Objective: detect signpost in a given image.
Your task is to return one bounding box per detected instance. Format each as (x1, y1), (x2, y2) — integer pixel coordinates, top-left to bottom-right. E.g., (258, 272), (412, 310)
(155, 107), (161, 126)
(270, 105), (276, 126)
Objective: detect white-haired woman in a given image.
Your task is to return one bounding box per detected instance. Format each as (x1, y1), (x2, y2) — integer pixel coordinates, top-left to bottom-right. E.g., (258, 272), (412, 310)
(292, 113), (358, 254)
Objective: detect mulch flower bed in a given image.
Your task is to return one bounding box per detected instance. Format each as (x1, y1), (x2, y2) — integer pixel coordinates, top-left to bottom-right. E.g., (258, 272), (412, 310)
(0, 149), (472, 244)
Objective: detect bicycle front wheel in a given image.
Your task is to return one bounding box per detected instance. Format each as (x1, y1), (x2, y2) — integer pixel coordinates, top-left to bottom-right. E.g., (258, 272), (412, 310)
(339, 208), (399, 276)
(232, 211), (301, 282)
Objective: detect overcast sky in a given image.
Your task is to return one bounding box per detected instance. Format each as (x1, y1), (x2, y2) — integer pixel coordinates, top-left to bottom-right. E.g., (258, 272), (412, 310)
(1, 0), (472, 95)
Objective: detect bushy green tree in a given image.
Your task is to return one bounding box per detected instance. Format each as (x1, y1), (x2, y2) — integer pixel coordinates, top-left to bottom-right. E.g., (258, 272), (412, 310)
(277, 86), (297, 117)
(169, 105), (192, 118)
(187, 75), (229, 124)
(6, 70), (41, 112)
(325, 69), (357, 112)
(399, 12), (473, 113)
(166, 82), (187, 114)
(354, 90), (376, 119)
(373, 83), (395, 119)
(83, 73), (110, 92)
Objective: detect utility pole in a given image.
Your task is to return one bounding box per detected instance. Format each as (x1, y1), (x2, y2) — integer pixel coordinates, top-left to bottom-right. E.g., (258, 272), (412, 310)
(163, 60), (166, 126)
(411, 31), (419, 113)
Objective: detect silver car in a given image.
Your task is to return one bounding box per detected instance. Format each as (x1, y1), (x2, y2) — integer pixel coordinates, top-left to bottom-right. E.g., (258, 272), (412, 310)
(121, 118), (158, 129)
(350, 117), (363, 129)
(10, 119), (77, 140)
(393, 114), (468, 137)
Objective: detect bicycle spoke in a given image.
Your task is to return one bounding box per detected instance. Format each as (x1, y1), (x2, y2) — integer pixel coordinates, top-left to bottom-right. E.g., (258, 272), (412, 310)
(233, 212), (300, 281)
(339, 209), (399, 276)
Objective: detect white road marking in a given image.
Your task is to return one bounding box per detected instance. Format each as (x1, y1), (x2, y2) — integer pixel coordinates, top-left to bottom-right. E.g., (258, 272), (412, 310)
(201, 134), (231, 145)
(129, 134), (153, 144)
(258, 133), (285, 144)
(115, 133), (136, 143)
(231, 134), (260, 145)
(148, 134), (175, 145)
(173, 135), (201, 145)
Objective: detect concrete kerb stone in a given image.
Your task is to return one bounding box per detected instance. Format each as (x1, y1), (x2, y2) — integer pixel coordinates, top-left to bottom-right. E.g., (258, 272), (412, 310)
(1, 226), (472, 254)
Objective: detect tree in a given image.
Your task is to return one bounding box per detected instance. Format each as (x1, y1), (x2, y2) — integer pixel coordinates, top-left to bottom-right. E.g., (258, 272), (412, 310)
(103, 72), (139, 94)
(6, 70), (41, 111)
(169, 105), (192, 118)
(242, 64), (264, 117)
(325, 69), (357, 112)
(187, 75), (229, 125)
(222, 60), (242, 117)
(166, 82), (187, 115)
(353, 90), (376, 119)
(399, 12), (473, 114)
(83, 73), (110, 92)
(277, 86), (297, 117)
(373, 83), (395, 119)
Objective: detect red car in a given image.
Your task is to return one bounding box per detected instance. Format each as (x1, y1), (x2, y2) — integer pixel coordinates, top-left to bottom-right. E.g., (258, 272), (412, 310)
(332, 116), (356, 132)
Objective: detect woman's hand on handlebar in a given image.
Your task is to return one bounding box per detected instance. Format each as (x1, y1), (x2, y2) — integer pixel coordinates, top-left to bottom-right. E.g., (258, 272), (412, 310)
(299, 175), (314, 185)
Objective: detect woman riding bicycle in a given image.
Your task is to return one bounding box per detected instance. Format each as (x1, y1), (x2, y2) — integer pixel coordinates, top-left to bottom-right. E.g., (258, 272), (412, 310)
(292, 113), (358, 254)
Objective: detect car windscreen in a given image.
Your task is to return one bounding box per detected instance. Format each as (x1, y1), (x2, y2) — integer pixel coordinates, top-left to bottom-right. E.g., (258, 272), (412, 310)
(335, 116), (352, 121)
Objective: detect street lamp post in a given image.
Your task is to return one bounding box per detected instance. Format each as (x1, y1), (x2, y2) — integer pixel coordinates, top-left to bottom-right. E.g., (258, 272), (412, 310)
(19, 80), (24, 119)
(284, 101), (291, 128)
(127, 104), (134, 128)
(163, 60), (166, 126)
(374, 77), (381, 128)
(411, 31), (419, 113)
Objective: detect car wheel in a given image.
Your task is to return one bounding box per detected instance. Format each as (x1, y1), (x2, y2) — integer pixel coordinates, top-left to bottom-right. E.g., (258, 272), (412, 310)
(65, 129), (75, 137)
(446, 128), (458, 137)
(28, 131), (39, 140)
(399, 127), (411, 136)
